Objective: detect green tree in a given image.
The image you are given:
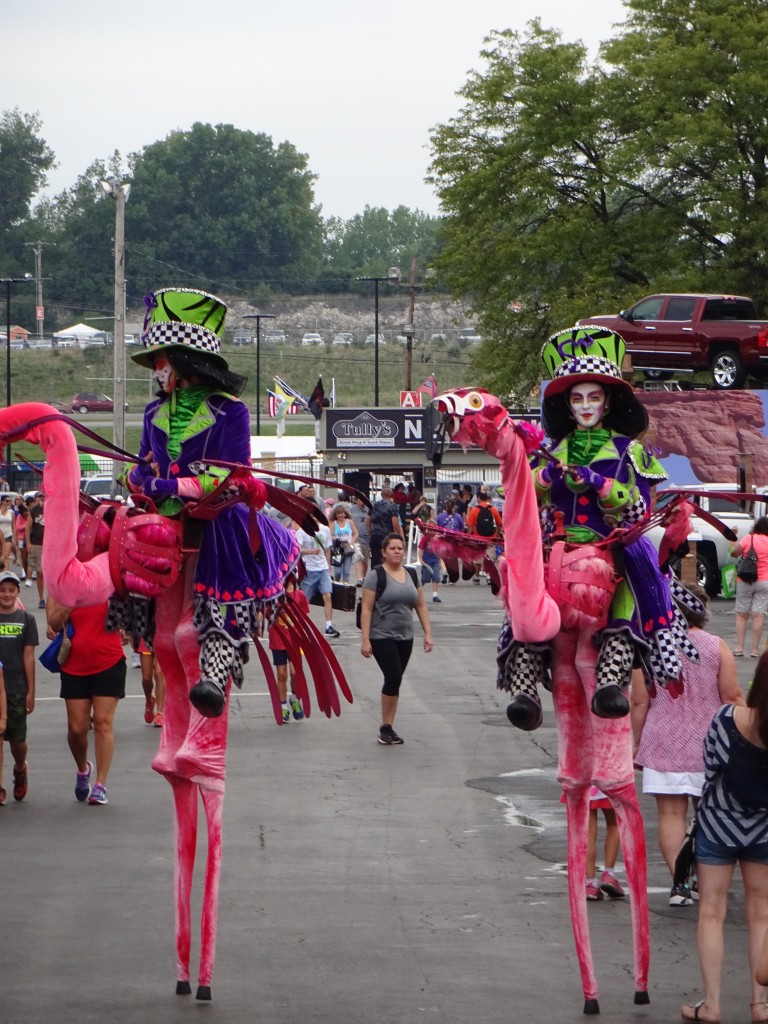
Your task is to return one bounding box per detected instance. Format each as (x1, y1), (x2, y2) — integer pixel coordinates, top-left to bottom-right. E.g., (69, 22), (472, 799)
(324, 205), (444, 291)
(125, 123), (323, 297)
(0, 108), (55, 270)
(429, 3), (768, 397)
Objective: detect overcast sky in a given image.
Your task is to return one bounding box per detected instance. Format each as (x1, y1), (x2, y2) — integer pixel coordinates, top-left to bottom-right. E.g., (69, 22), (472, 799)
(8, 0), (626, 220)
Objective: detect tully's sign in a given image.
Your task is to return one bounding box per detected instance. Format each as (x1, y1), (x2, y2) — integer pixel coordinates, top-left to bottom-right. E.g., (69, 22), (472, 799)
(325, 409), (427, 451)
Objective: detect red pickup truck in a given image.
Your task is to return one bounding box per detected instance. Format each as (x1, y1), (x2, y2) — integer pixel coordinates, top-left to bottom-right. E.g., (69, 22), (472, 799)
(576, 293), (768, 390)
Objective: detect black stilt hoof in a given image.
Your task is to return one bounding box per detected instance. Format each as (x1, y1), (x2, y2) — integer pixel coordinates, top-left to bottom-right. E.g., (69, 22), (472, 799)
(506, 695), (542, 731)
(176, 980), (192, 995)
(196, 985), (212, 1001)
(583, 997), (600, 1014)
(634, 990), (650, 1005)
(189, 680), (225, 718)
(591, 684), (630, 719)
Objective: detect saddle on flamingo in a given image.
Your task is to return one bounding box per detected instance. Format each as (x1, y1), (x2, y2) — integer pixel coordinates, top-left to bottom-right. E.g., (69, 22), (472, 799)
(0, 287), (354, 1002)
(425, 325), (709, 1014)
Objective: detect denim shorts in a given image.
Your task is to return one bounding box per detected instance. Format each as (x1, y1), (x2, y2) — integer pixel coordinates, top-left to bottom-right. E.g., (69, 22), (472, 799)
(695, 829), (768, 866)
(300, 568), (332, 600)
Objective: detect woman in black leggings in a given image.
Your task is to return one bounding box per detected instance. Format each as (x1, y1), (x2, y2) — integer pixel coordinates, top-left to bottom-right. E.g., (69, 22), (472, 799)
(360, 532), (432, 745)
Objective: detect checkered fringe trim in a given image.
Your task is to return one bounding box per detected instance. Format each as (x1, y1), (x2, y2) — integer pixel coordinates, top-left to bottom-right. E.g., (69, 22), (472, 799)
(553, 355), (622, 380)
(142, 320), (221, 356)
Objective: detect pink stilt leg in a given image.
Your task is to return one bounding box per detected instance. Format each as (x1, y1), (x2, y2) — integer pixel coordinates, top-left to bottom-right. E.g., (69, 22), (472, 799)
(601, 780), (650, 1002)
(197, 787), (225, 998)
(553, 631), (600, 1010)
(169, 776), (198, 993)
(151, 556), (229, 997)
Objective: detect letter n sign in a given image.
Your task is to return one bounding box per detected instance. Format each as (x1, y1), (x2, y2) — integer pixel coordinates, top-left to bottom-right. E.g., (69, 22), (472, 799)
(400, 391), (422, 408)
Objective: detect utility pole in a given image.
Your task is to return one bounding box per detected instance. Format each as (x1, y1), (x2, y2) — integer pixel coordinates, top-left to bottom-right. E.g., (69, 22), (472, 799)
(23, 240), (55, 340)
(99, 178), (131, 488)
(405, 255), (417, 391)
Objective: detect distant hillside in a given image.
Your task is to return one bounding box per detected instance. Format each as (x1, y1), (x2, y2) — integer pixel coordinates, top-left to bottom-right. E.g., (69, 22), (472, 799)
(127, 293), (479, 347)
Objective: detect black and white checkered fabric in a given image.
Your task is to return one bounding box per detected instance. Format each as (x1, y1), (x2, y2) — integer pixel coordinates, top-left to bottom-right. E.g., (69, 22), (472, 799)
(199, 632), (245, 693)
(595, 632), (635, 691)
(106, 594), (155, 649)
(142, 320), (221, 356)
(553, 355), (622, 381)
(648, 627), (681, 683)
(621, 495), (648, 525)
(500, 642), (551, 699)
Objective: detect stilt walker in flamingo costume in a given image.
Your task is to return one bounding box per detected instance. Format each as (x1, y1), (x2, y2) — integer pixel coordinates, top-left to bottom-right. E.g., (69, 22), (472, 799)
(428, 326), (702, 1014)
(0, 288), (351, 1001)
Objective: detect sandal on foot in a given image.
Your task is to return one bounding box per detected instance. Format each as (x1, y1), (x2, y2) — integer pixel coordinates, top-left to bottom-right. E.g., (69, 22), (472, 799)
(681, 1001), (720, 1023)
(0, 785), (6, 806)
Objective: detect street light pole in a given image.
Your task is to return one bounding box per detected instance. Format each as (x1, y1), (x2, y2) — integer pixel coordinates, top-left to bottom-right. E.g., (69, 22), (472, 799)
(1, 274), (34, 487)
(242, 313), (275, 435)
(357, 268), (400, 406)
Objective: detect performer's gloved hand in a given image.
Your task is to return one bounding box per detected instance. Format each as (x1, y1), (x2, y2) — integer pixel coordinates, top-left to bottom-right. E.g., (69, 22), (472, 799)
(539, 461), (563, 486)
(127, 460), (155, 491)
(142, 477), (179, 499)
(570, 466), (607, 491)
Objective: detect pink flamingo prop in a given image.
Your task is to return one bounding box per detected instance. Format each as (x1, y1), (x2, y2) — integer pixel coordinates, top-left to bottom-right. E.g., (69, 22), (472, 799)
(0, 403), (351, 1000)
(429, 387), (650, 1014)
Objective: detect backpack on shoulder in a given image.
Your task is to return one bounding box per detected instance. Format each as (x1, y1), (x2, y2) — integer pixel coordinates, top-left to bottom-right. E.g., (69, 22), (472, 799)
(355, 564), (419, 628)
(474, 504), (497, 538)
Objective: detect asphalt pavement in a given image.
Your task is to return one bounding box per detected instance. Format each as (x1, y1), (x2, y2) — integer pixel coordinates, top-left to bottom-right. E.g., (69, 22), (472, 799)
(0, 584), (758, 1024)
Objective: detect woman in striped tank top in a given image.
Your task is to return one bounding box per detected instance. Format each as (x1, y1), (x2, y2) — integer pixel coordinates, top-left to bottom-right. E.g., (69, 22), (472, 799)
(632, 584), (744, 907)
(681, 653), (768, 1024)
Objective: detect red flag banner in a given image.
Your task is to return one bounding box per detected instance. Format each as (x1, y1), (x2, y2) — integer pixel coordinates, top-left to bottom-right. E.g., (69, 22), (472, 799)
(418, 374), (438, 399)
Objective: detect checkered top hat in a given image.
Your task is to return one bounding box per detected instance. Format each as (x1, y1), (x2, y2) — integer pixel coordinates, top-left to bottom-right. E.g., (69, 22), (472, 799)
(541, 325), (634, 398)
(132, 287), (229, 370)
(541, 325), (648, 440)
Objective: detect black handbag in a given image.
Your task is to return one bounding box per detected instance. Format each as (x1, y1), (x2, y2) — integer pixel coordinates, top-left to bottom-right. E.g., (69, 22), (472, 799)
(737, 543), (759, 584)
(673, 819), (697, 888)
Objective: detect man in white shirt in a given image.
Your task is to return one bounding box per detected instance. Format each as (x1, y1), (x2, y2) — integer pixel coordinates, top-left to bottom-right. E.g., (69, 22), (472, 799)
(295, 522), (340, 638)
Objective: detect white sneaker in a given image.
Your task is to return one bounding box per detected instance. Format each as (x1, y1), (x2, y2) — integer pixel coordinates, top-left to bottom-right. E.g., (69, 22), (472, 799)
(130, 652), (141, 669)
(24, 578), (32, 587)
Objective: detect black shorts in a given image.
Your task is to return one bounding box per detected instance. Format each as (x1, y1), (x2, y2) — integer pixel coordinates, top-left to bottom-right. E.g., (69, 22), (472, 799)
(271, 649), (288, 667)
(60, 657), (126, 701)
(3, 694), (27, 743)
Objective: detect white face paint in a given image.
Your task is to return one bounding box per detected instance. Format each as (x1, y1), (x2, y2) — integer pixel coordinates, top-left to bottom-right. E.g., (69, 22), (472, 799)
(152, 356), (175, 393)
(568, 382), (607, 428)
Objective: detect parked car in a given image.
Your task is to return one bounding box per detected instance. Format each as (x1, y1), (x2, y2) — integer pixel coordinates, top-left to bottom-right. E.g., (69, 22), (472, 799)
(71, 392), (128, 414)
(80, 475), (127, 503)
(301, 332), (324, 346)
(333, 332), (354, 346)
(646, 484), (755, 596)
(365, 333), (386, 346)
(576, 293), (768, 390)
(458, 328), (483, 343)
(233, 333), (252, 346)
(263, 330), (287, 345)
(124, 335), (139, 346)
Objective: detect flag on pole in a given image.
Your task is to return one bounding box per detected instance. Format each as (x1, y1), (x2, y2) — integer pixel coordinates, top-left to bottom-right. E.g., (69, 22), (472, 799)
(272, 380), (298, 438)
(274, 375), (311, 413)
(308, 377), (330, 421)
(418, 373), (439, 399)
(267, 390), (302, 418)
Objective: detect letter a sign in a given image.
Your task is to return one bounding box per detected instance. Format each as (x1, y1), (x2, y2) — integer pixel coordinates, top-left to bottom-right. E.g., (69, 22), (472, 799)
(400, 391), (422, 408)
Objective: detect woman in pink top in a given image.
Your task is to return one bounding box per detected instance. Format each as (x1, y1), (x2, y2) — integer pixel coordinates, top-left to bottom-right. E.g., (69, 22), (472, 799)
(731, 517), (768, 657)
(631, 583), (743, 906)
